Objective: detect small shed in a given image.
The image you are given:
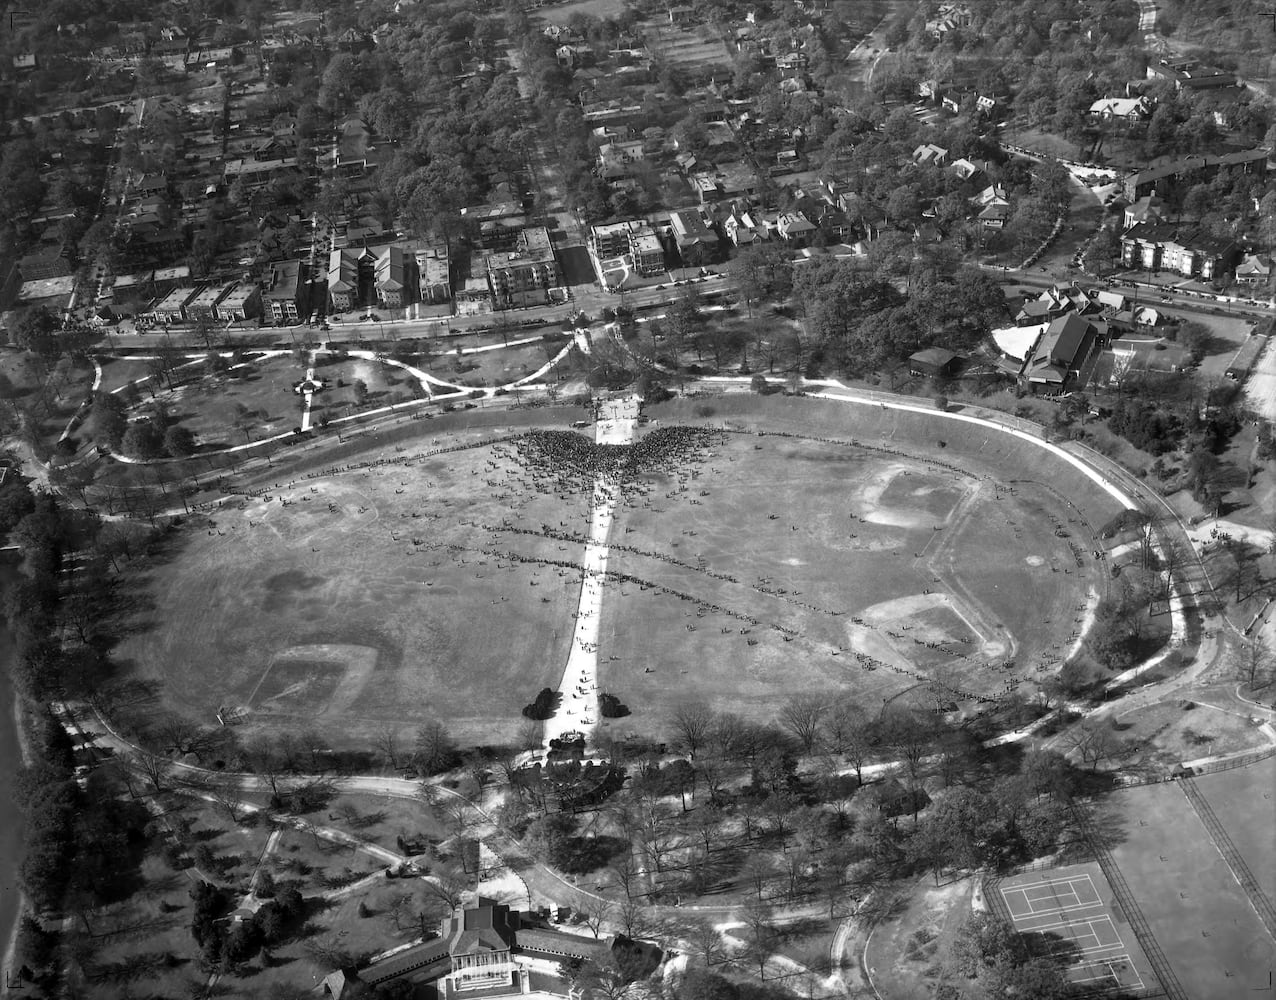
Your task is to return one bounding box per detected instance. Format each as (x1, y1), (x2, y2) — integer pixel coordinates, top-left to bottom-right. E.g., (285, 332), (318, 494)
(909, 347), (961, 377)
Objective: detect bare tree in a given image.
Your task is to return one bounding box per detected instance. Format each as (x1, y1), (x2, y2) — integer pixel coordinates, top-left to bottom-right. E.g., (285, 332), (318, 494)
(1067, 720), (1123, 771)
(686, 920), (725, 966)
(609, 854), (640, 901)
(779, 693), (827, 753)
(130, 751), (173, 793)
(1236, 635), (1274, 690)
(426, 863), (470, 910)
(373, 724), (401, 770)
(244, 735), (286, 797)
(740, 898), (775, 978)
(580, 902), (610, 938)
(671, 701), (714, 759)
(209, 782), (245, 824)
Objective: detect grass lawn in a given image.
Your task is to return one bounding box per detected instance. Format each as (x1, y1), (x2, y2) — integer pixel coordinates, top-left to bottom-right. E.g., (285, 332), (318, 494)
(0, 350), (96, 446)
(1114, 701), (1267, 773)
(172, 792), (276, 891)
(95, 355), (154, 395)
(426, 342), (557, 388)
(1099, 779), (1274, 1000)
(270, 827), (381, 890)
(111, 422), (585, 748)
(1193, 755), (1276, 902)
(110, 394), (1125, 753)
(598, 400), (1114, 739)
(863, 878), (973, 1000)
(310, 357), (424, 420)
(152, 354), (309, 447)
(320, 793), (452, 855)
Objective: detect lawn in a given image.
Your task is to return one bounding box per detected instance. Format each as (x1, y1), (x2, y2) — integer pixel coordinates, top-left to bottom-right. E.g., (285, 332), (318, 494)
(864, 878), (973, 1000)
(0, 349), (96, 447)
(149, 354), (309, 447)
(110, 393), (1126, 754)
(111, 421), (587, 749)
(1099, 778), (1274, 999)
(319, 792), (452, 855)
(425, 342), (559, 388)
(597, 400), (1116, 738)
(1113, 701), (1267, 774)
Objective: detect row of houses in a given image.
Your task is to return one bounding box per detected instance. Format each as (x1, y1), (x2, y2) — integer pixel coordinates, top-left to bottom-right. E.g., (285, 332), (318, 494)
(150, 280), (264, 325)
(326, 244), (454, 312)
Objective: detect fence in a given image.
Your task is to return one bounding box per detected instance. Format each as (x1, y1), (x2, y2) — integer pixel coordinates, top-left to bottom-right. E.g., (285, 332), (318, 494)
(1070, 805), (1188, 1000)
(1179, 777), (1276, 939)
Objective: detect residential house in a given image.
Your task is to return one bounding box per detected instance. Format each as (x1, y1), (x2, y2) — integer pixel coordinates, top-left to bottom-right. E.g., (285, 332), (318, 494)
(912, 144), (949, 167)
(215, 282), (261, 322)
(18, 244), (73, 281)
(134, 173), (169, 197)
(261, 259), (309, 324)
(184, 284), (230, 320)
(776, 212), (817, 246)
(724, 209), (766, 245)
(1018, 313), (1104, 394)
(1123, 194), (1165, 230)
(925, 3), (972, 39)
(668, 211), (720, 259)
(947, 157), (988, 188)
(630, 228), (665, 275)
(597, 140), (646, 180)
(151, 286), (198, 324)
(415, 247), (451, 303)
(1234, 254), (1271, 285)
(1120, 223), (1240, 279)
(12, 53), (36, 71)
(1088, 96), (1153, 121)
(375, 246), (414, 309)
(327, 248), (365, 311)
(485, 227), (563, 308)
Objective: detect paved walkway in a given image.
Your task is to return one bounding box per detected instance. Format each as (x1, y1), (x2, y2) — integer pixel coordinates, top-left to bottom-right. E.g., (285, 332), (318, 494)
(542, 394), (641, 750)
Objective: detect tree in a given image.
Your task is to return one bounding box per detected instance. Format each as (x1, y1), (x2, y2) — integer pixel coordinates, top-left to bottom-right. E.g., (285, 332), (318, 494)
(413, 720), (459, 775)
(374, 725), (401, 769)
(779, 693), (827, 752)
(10, 307), (59, 357)
(1235, 636), (1273, 691)
(1067, 719), (1123, 771)
(164, 424), (196, 457)
(671, 701), (714, 759)
(739, 898), (775, 977)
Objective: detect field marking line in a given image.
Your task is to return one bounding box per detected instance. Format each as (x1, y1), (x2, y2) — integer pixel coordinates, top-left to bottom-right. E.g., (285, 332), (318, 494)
(1001, 888), (1035, 917)
(1071, 955), (1138, 986)
(1023, 885), (1081, 906)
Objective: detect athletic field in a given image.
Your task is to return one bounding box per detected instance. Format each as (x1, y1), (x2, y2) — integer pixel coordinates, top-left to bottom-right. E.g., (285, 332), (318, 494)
(113, 395), (1125, 749)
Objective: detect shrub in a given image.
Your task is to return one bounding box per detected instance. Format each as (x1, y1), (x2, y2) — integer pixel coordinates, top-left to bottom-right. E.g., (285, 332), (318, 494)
(522, 687), (559, 721)
(933, 394), (949, 411)
(598, 692), (630, 718)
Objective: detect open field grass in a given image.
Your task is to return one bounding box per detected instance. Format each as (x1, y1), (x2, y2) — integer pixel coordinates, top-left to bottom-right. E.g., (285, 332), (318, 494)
(153, 355), (308, 446)
(596, 395), (1120, 739)
(112, 420), (588, 748)
(1192, 755), (1276, 902)
(112, 394), (1126, 749)
(1098, 776), (1276, 998)
(425, 342), (555, 388)
(1113, 701), (1267, 772)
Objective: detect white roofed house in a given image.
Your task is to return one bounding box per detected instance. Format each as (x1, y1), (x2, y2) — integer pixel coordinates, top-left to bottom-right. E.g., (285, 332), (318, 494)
(1235, 254), (1271, 286)
(776, 211), (817, 246)
(1088, 96), (1153, 121)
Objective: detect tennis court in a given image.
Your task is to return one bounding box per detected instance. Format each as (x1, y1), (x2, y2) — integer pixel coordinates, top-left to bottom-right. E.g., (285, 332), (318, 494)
(991, 863), (1151, 994)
